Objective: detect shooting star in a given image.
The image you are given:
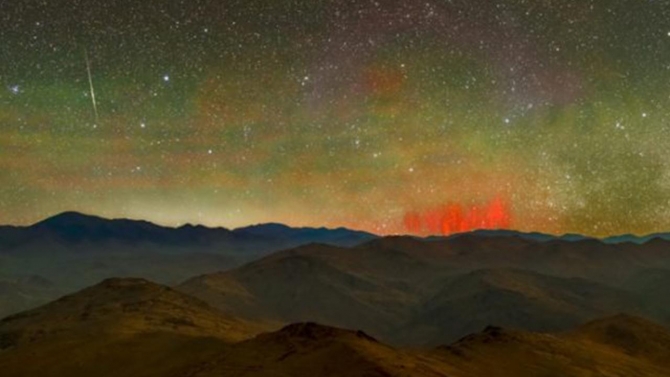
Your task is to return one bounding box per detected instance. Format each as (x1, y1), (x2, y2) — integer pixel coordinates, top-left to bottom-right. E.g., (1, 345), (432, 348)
(84, 49), (99, 125)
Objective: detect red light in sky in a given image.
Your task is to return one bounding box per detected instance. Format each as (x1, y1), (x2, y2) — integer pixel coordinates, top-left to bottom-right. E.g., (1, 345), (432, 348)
(403, 196), (511, 235)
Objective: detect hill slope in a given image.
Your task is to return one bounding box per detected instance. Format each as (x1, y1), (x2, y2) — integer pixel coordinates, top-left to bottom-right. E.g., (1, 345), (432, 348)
(433, 315), (670, 377)
(179, 244), (415, 339)
(400, 268), (646, 345)
(0, 278), (264, 377)
(2, 283), (669, 377)
(570, 314), (670, 368)
(179, 237), (658, 345)
(185, 322), (453, 377)
(0, 212), (376, 318)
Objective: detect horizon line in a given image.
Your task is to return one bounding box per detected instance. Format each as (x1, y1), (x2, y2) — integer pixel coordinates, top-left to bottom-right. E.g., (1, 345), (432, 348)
(1, 210), (667, 241)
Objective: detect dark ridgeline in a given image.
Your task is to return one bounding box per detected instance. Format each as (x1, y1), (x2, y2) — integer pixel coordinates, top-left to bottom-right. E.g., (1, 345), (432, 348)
(0, 211), (375, 249)
(1, 213), (670, 376)
(0, 212), (376, 318)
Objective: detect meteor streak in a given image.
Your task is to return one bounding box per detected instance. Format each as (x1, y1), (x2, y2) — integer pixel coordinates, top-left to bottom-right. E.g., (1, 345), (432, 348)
(84, 48), (99, 125)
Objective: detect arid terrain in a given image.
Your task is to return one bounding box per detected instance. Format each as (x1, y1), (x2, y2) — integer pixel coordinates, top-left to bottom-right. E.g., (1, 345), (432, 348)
(1, 278), (669, 376)
(1, 213), (670, 376)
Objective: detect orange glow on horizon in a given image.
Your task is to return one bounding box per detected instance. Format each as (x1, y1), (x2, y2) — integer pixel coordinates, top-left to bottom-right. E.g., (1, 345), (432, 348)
(403, 196), (512, 235)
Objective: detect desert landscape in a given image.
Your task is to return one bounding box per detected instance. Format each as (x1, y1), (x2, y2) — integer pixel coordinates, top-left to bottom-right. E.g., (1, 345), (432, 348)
(3, 0), (670, 375)
(1, 213), (670, 376)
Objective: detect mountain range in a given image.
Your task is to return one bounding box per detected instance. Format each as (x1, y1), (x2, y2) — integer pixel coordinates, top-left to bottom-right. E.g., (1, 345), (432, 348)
(0, 212), (375, 317)
(178, 235), (670, 345)
(1, 212), (670, 375)
(1, 278), (669, 376)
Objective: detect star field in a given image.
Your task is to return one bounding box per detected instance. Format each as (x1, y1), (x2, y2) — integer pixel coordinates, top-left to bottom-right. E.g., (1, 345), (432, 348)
(2, 0), (670, 236)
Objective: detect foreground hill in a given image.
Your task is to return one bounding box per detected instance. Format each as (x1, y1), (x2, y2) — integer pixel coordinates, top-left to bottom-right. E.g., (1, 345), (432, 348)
(435, 314), (670, 377)
(570, 314), (670, 368)
(184, 322), (453, 377)
(2, 285), (668, 377)
(193, 315), (670, 377)
(0, 278), (266, 377)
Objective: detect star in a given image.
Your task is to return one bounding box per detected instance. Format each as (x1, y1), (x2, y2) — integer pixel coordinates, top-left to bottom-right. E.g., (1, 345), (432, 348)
(2, 0), (670, 237)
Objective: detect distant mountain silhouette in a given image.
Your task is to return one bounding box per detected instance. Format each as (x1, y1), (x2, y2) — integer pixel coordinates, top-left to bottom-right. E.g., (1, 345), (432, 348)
(4, 211), (669, 251)
(35, 211), (163, 234)
(602, 233), (670, 244)
(443, 228), (670, 244)
(1, 211), (230, 248)
(442, 229), (593, 243)
(234, 222), (376, 246)
(2, 211), (375, 247)
(0, 212), (377, 317)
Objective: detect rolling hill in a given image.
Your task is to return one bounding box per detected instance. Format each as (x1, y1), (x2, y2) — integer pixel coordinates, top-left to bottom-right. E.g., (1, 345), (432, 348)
(179, 236), (667, 345)
(0, 278), (267, 377)
(434, 314), (670, 377)
(2, 283), (669, 377)
(183, 322), (453, 377)
(0, 212), (376, 317)
(399, 268), (647, 345)
(178, 243), (416, 339)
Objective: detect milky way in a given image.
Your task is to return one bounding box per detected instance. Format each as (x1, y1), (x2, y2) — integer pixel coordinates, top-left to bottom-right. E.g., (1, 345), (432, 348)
(2, 0), (670, 236)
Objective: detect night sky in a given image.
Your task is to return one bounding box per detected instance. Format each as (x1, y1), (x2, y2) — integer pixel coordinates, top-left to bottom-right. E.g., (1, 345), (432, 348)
(2, 0), (670, 236)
